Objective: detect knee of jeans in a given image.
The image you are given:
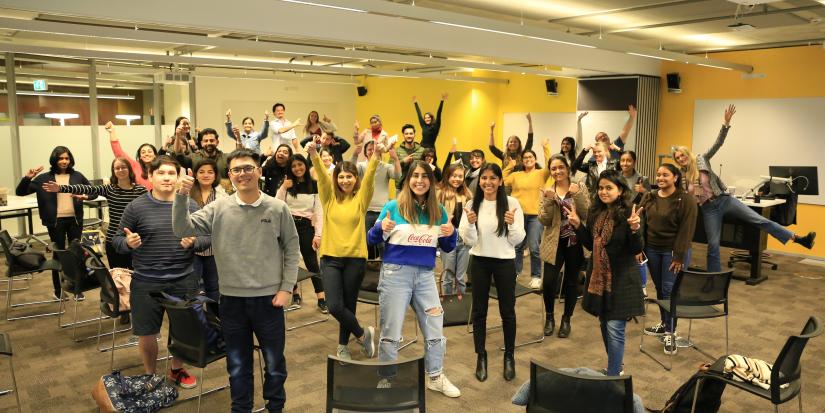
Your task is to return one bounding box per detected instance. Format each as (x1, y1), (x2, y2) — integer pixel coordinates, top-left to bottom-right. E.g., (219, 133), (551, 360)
(425, 306), (443, 317)
(380, 336), (401, 348)
(425, 336), (446, 352)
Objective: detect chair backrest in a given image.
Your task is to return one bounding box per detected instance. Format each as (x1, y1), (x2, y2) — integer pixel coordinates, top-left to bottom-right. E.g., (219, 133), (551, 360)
(85, 249), (122, 316)
(527, 359), (634, 413)
(770, 316), (823, 403)
(0, 230), (20, 275)
(671, 269), (733, 316)
(53, 240), (86, 291)
(326, 355), (425, 413)
(154, 295), (211, 367)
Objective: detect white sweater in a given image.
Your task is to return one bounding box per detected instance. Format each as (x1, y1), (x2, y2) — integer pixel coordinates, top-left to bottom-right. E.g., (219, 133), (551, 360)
(459, 196), (526, 259)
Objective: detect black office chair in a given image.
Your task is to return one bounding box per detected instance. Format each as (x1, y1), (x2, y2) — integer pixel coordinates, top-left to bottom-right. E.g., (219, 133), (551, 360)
(0, 230), (63, 321)
(640, 269), (732, 371)
(90, 255), (135, 371)
(526, 359), (634, 413)
(285, 268), (329, 332)
(326, 355), (425, 413)
(0, 332), (22, 413)
(54, 240), (105, 341)
(492, 283), (545, 350)
(691, 316), (822, 413)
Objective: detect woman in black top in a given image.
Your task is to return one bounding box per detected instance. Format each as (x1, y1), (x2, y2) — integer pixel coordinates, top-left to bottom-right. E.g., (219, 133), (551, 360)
(488, 114), (533, 171)
(262, 144), (293, 196)
(413, 93), (447, 148)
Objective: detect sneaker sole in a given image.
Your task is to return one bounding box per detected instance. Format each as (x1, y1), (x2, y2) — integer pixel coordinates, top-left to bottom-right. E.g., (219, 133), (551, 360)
(363, 326), (376, 358)
(169, 378), (198, 389)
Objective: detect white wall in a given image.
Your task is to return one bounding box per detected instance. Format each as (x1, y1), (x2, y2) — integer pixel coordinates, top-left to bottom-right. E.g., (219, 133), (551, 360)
(194, 75), (357, 155)
(163, 83), (191, 123)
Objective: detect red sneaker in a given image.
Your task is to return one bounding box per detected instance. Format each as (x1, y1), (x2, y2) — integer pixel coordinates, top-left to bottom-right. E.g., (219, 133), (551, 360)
(168, 368), (197, 389)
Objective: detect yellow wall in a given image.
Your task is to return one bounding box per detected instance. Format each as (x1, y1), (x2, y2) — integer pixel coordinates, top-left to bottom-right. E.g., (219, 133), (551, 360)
(658, 45), (825, 259)
(354, 72), (578, 164)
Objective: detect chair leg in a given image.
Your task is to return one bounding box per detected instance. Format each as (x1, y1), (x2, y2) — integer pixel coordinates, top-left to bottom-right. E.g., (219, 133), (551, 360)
(500, 292), (545, 351)
(5, 276), (65, 321)
(725, 314), (729, 356)
(690, 377), (702, 413)
(197, 367), (205, 413)
(399, 312), (419, 351)
(798, 387), (803, 413)
(110, 317), (117, 371)
(8, 356), (22, 413)
(639, 302), (672, 371)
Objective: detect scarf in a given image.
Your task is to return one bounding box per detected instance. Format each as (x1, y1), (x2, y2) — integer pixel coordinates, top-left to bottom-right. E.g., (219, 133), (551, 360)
(586, 210), (615, 315)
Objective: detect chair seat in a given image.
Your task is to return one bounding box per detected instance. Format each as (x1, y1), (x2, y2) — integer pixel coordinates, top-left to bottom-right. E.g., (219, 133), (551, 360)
(656, 300), (726, 319)
(0, 332), (11, 356)
(169, 347), (226, 369)
(297, 268), (314, 283)
(490, 283), (537, 300)
(358, 290), (379, 305)
(332, 386), (421, 411)
(700, 369), (801, 405)
(8, 259), (60, 277)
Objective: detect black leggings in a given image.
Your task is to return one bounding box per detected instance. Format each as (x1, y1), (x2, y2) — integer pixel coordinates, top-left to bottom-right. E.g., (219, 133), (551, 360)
(294, 217), (324, 294)
(470, 255), (517, 354)
(47, 217), (82, 295)
(542, 239), (584, 319)
(321, 256), (366, 345)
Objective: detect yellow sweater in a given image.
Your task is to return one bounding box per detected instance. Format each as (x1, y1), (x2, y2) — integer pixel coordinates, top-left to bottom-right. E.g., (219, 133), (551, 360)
(313, 153), (379, 258)
(504, 167), (552, 215)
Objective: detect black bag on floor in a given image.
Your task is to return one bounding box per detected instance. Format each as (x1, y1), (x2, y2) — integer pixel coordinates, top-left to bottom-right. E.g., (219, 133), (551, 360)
(648, 361), (726, 413)
(91, 371), (178, 413)
(8, 237), (46, 270)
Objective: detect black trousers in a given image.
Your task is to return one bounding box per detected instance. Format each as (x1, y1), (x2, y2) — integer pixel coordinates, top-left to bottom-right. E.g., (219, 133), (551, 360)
(47, 217), (82, 295)
(294, 217), (324, 294)
(321, 256), (366, 345)
(364, 211), (382, 260)
(470, 255), (517, 354)
(542, 238), (584, 319)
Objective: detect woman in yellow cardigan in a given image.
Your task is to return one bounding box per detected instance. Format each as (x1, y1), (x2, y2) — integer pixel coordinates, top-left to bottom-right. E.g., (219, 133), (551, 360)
(308, 137), (383, 361)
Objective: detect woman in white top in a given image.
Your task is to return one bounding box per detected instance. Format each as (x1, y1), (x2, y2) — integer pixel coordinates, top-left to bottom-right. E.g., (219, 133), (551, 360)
(459, 163), (525, 383)
(277, 154), (327, 313)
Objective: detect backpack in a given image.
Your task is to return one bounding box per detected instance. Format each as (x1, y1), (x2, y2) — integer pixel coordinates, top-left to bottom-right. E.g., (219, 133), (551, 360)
(8, 237), (46, 270)
(91, 371), (178, 413)
(648, 362), (726, 413)
(157, 292), (224, 353)
(109, 268), (133, 312)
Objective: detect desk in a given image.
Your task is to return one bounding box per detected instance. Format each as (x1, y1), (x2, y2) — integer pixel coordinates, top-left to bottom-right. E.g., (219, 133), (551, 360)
(0, 195), (108, 236)
(693, 197), (785, 286)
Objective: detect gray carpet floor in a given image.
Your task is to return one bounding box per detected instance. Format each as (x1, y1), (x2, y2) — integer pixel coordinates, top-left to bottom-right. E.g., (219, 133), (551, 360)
(0, 243), (823, 412)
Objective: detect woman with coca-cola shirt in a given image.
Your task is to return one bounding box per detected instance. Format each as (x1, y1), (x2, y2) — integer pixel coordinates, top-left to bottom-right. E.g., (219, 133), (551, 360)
(367, 161), (461, 398)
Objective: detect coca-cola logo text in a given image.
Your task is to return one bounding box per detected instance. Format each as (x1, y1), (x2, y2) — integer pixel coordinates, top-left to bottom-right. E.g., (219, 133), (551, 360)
(406, 234), (434, 245)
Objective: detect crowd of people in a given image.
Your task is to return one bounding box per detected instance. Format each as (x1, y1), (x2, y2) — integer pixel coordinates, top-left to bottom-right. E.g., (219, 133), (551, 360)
(15, 97), (818, 412)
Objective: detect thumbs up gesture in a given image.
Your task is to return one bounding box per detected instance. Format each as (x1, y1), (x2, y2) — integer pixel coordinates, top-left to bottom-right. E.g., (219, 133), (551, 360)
(504, 207), (518, 225)
(562, 203), (580, 229)
(123, 228), (142, 249)
(464, 205), (478, 225)
(440, 222), (455, 237)
(177, 168), (194, 195)
(627, 204), (643, 232)
(381, 216), (396, 232)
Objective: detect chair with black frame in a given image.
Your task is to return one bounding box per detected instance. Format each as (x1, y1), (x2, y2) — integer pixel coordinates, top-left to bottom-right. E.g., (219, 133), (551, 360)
(640, 269), (733, 371)
(285, 267), (328, 332)
(358, 261), (419, 351)
(690, 316), (822, 413)
(89, 250), (135, 371)
(526, 359), (634, 413)
(0, 332), (22, 413)
(492, 283), (545, 351)
(326, 354), (425, 413)
(0, 229), (63, 322)
(53, 239), (106, 341)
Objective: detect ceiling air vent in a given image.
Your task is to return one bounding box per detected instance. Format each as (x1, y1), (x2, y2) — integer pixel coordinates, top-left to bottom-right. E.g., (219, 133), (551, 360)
(153, 72), (191, 85)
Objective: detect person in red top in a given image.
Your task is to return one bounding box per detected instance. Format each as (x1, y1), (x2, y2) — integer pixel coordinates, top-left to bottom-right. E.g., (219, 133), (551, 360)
(106, 121), (156, 190)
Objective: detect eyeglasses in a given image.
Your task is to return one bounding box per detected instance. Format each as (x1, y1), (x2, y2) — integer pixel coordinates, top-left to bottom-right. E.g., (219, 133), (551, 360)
(229, 165), (258, 176)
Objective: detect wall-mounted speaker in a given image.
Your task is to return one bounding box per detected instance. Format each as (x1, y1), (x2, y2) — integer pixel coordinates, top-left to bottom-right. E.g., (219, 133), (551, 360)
(357, 86), (368, 97)
(666, 73), (681, 94)
(545, 79), (558, 96)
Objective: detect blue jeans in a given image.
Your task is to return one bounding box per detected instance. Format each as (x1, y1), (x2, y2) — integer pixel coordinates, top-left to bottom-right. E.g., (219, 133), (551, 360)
(515, 214), (543, 278)
(193, 254), (220, 301)
(600, 318), (626, 376)
(378, 263), (445, 377)
(646, 247), (692, 333)
(440, 237), (469, 295)
(701, 194), (793, 272)
(638, 263), (648, 287)
(220, 295), (287, 413)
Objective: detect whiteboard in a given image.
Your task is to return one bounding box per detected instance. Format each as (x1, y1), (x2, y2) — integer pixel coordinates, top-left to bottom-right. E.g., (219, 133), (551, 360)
(503, 111), (636, 167)
(692, 98), (825, 206)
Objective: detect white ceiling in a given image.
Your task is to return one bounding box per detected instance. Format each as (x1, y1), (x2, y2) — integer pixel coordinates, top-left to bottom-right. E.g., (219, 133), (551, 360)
(0, 0), (816, 86)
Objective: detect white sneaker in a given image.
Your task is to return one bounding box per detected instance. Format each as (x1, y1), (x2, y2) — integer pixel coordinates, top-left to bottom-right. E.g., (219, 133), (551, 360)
(377, 378), (392, 389)
(529, 278), (542, 290)
(336, 345), (352, 361)
(361, 326), (376, 358)
(663, 335), (678, 355)
(427, 374), (461, 398)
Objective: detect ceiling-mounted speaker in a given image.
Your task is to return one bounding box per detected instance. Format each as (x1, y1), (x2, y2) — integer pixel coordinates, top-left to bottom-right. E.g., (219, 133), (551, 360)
(545, 79), (558, 96)
(357, 86), (368, 97)
(666, 72), (682, 94)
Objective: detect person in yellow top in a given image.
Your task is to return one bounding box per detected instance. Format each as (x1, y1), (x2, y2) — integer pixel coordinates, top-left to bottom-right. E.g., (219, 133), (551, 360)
(308, 137), (383, 361)
(503, 141), (552, 289)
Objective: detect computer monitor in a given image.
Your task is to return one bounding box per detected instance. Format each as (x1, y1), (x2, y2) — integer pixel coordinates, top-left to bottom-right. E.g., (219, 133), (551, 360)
(452, 151), (472, 167)
(768, 166), (819, 196)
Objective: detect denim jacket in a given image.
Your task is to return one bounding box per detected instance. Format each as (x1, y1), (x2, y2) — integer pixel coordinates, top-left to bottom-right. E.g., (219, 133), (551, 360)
(695, 125), (731, 198)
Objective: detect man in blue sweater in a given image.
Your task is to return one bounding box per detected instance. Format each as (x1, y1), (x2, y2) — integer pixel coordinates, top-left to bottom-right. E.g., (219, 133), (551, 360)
(112, 155), (209, 389)
(173, 148), (300, 413)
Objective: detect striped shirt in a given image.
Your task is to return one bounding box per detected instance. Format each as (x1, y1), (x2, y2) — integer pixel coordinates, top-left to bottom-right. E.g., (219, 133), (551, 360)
(113, 192), (210, 281)
(59, 183), (147, 241)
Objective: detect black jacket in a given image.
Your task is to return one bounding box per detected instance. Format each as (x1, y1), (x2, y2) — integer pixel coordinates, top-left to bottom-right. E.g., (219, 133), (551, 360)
(16, 171), (96, 227)
(576, 208), (645, 320)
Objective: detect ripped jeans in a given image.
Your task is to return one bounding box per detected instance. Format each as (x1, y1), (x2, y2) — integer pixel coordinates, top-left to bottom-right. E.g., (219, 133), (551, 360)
(378, 263), (445, 378)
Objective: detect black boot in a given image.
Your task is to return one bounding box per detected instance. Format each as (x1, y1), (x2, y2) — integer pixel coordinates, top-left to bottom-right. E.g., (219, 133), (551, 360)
(475, 351), (488, 382)
(503, 351), (516, 381)
(558, 316), (571, 338)
(543, 315), (555, 336)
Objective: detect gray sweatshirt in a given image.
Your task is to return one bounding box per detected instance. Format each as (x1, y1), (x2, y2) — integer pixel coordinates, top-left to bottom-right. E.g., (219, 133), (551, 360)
(172, 192), (300, 297)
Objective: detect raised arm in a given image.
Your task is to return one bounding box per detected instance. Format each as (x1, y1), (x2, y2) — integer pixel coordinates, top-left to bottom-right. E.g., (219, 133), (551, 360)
(308, 143), (333, 204)
(703, 104), (735, 161)
(413, 96), (426, 128)
(15, 167), (44, 196)
(571, 146), (591, 173)
(617, 105), (637, 144)
(358, 149), (382, 211)
(488, 122), (504, 160)
(225, 109), (234, 138)
(388, 146), (402, 180)
(576, 112), (588, 148)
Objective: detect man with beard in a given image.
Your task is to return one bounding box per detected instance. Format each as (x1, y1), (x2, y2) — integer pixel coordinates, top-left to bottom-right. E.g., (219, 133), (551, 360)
(191, 128), (229, 189)
(395, 123), (425, 190)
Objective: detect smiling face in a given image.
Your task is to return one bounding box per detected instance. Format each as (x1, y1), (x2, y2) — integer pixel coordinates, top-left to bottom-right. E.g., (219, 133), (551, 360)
(370, 117), (382, 131)
(113, 159), (130, 183)
(423, 113), (432, 125)
(138, 145), (156, 164)
(242, 118), (254, 134)
(408, 166), (431, 199)
(620, 153), (635, 173)
(309, 111), (319, 123)
(448, 167), (465, 190)
(196, 164), (216, 187)
(656, 166), (677, 190)
(469, 154), (483, 169)
(479, 169), (501, 199)
(597, 178), (621, 205)
(178, 118), (191, 134)
(560, 139), (572, 153)
(320, 150), (333, 168)
(275, 146), (291, 165)
(200, 133), (218, 154)
(364, 141), (375, 159)
(403, 127), (415, 143)
(549, 159), (569, 184)
(228, 157), (261, 193)
(593, 144), (606, 163)
(274, 105), (285, 119)
(506, 136), (520, 151)
(150, 164), (179, 195)
(673, 151), (690, 167)
(291, 159), (307, 179)
(522, 151), (536, 170)
(336, 169), (357, 195)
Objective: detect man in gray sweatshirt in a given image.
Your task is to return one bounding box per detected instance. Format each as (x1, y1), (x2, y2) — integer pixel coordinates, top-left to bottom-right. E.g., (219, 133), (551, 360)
(173, 148), (300, 413)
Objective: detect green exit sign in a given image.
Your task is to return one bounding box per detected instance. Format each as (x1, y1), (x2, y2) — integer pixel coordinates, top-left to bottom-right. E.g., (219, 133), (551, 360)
(33, 79), (48, 91)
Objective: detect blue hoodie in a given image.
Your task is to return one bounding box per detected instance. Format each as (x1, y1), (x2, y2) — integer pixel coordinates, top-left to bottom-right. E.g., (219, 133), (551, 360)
(368, 199), (456, 268)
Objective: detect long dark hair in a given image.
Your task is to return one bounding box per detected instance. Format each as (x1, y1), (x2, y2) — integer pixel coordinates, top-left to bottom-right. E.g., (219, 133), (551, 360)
(561, 136), (576, 165)
(286, 154), (318, 197)
(547, 154), (572, 184)
(110, 157), (136, 186)
(471, 163), (509, 237)
(398, 161), (442, 226)
(658, 163), (683, 189)
(49, 146), (75, 174)
(190, 159), (219, 207)
(587, 169), (631, 228)
(134, 143), (157, 180)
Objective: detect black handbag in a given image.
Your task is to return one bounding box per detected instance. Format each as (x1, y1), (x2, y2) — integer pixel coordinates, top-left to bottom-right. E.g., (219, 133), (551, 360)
(9, 237), (46, 270)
